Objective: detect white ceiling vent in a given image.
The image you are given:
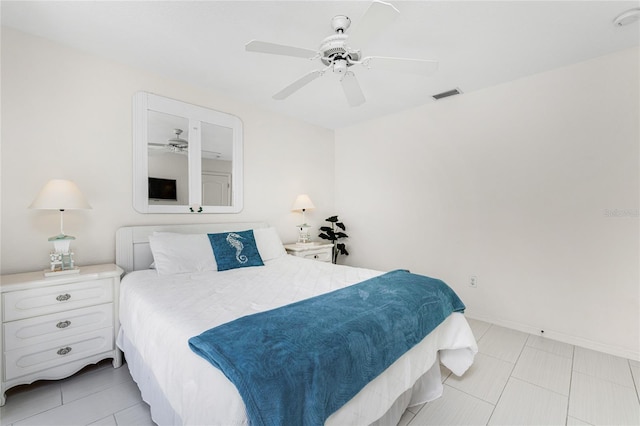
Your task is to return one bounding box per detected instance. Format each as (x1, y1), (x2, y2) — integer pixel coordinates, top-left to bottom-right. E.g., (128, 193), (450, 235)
(433, 88), (462, 100)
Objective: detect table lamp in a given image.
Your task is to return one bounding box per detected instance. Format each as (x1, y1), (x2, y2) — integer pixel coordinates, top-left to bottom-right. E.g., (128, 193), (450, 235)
(291, 194), (315, 245)
(29, 179), (92, 275)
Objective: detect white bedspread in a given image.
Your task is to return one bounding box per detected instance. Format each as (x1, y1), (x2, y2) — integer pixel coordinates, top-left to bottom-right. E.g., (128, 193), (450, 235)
(117, 255), (477, 425)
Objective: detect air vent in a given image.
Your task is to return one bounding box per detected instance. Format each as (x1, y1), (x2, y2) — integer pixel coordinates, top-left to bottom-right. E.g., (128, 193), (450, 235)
(433, 88), (462, 100)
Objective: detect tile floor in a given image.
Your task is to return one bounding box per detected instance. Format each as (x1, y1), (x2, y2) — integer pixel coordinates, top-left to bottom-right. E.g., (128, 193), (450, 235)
(1, 319), (639, 425)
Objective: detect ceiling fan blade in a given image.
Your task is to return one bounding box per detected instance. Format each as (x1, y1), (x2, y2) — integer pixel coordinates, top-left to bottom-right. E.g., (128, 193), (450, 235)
(364, 56), (439, 75)
(341, 72), (366, 107)
(246, 40), (317, 59)
(273, 70), (324, 100)
(347, 0), (399, 48)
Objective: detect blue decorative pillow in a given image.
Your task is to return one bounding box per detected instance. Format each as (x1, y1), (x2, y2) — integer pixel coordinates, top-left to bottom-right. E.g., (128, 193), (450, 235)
(208, 230), (264, 271)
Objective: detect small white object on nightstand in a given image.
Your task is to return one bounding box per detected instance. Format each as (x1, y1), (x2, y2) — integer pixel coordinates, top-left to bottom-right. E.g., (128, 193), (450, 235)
(284, 242), (333, 263)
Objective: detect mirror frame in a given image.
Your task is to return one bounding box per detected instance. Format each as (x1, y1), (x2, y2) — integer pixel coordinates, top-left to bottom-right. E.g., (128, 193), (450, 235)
(133, 92), (243, 213)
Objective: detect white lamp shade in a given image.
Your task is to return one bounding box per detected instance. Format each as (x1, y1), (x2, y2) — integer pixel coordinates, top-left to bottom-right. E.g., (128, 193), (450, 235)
(291, 194), (315, 211)
(29, 179), (92, 210)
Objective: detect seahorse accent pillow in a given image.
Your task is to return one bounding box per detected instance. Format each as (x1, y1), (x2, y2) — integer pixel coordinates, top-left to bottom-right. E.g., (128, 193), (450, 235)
(208, 230), (264, 271)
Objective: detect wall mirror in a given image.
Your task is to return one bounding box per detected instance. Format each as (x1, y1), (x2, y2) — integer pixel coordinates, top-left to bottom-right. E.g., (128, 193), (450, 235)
(133, 92), (243, 213)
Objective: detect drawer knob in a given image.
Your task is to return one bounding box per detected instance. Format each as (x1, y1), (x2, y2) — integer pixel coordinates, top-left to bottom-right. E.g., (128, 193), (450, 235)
(56, 293), (71, 302)
(56, 347), (72, 356)
(56, 320), (71, 329)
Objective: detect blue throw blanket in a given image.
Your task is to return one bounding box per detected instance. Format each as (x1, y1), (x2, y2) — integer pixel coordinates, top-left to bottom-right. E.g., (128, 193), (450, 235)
(188, 269), (465, 426)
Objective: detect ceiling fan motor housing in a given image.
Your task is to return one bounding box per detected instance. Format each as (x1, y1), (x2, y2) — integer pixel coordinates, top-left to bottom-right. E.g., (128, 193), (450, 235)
(319, 34), (361, 67)
(168, 128), (188, 148)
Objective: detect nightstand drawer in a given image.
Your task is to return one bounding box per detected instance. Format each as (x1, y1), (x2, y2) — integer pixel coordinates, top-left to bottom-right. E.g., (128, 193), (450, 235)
(4, 327), (114, 381)
(2, 279), (113, 322)
(284, 243), (334, 263)
(4, 304), (113, 350)
(301, 250), (332, 262)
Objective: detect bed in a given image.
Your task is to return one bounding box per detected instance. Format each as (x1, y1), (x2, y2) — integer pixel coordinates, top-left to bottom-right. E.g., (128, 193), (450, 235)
(115, 222), (477, 425)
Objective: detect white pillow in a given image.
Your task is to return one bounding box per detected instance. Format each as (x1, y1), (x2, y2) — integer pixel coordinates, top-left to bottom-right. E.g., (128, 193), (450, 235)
(253, 227), (286, 261)
(149, 232), (217, 275)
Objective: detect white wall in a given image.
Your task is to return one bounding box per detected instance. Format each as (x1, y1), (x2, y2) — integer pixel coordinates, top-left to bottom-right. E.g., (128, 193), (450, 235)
(335, 48), (640, 360)
(1, 28), (335, 274)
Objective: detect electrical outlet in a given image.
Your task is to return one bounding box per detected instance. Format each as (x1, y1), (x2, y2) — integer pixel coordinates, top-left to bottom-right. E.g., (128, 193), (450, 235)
(469, 275), (478, 288)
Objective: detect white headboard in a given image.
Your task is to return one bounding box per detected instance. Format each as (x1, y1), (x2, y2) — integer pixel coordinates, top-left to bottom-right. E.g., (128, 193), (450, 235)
(115, 222), (269, 273)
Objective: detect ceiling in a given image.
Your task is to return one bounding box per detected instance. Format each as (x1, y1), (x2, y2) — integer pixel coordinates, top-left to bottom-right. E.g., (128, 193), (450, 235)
(2, 1), (639, 129)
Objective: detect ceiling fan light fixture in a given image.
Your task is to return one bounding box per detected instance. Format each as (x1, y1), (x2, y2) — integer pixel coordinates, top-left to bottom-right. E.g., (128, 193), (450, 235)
(333, 59), (348, 74)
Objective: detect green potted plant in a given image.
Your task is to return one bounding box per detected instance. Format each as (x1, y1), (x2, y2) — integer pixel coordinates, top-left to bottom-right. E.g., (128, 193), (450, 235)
(318, 215), (349, 264)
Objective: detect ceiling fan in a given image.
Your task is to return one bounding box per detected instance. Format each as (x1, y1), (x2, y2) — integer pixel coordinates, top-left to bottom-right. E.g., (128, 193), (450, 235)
(149, 129), (222, 158)
(245, 0), (438, 107)
(149, 128), (189, 153)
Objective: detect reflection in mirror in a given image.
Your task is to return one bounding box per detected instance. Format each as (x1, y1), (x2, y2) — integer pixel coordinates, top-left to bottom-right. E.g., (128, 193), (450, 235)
(147, 111), (189, 206)
(201, 121), (232, 206)
(133, 92), (243, 213)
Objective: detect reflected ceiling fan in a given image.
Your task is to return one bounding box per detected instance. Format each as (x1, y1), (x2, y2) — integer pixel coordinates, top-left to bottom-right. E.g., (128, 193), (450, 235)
(245, 0), (438, 107)
(149, 128), (189, 153)
(149, 129), (222, 158)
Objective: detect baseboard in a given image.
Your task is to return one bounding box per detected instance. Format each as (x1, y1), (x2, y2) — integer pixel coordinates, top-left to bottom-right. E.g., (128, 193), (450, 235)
(465, 313), (640, 362)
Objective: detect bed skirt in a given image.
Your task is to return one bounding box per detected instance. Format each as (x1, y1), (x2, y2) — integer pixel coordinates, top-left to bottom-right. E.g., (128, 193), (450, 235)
(117, 312), (476, 426)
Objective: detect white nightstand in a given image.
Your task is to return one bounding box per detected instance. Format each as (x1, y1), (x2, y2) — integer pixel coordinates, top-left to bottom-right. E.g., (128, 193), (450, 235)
(0, 264), (123, 406)
(284, 242), (334, 263)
